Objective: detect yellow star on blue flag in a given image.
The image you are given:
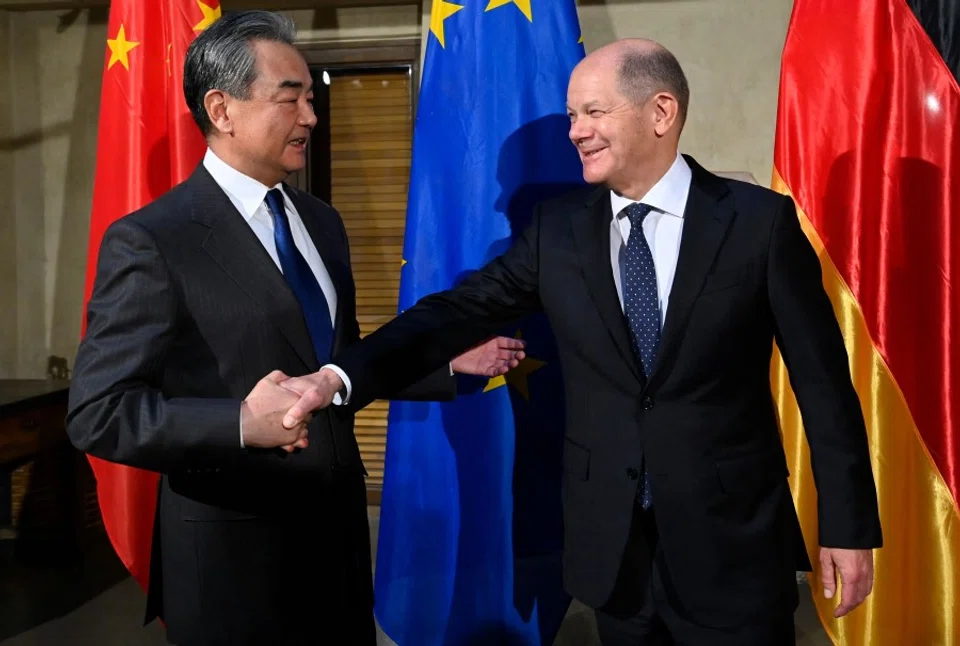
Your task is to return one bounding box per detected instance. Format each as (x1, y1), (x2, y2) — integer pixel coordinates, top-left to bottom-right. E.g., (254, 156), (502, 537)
(430, 0), (464, 48)
(483, 331), (546, 398)
(485, 0), (533, 22)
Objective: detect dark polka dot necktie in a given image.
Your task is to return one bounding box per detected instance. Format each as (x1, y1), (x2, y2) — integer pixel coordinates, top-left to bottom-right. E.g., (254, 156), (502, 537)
(621, 202), (660, 509)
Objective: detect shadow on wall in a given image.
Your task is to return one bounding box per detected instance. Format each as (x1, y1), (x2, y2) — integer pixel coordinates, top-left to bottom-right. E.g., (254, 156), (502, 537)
(52, 6), (108, 373)
(0, 122), (74, 152)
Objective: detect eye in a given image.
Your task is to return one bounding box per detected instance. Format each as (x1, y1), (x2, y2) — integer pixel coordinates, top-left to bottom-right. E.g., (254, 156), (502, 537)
(589, 109), (604, 117)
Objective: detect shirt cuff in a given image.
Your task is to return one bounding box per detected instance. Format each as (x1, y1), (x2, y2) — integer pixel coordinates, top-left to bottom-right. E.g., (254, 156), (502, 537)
(449, 362), (454, 376)
(239, 403), (245, 448)
(321, 364), (352, 405)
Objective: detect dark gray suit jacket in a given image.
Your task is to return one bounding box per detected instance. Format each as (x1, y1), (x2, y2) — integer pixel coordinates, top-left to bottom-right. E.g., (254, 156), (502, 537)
(66, 164), (454, 645)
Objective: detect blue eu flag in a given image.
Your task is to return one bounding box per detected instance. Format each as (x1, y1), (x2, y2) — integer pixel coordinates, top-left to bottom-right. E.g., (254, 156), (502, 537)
(373, 1), (585, 644)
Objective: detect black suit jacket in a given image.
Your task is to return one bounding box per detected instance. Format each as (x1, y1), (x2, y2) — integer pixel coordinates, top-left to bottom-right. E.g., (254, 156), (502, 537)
(66, 164), (454, 644)
(330, 156), (882, 627)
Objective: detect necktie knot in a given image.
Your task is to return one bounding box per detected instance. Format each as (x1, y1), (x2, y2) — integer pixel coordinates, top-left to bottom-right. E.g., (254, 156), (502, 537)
(265, 188), (287, 225)
(624, 202), (653, 229)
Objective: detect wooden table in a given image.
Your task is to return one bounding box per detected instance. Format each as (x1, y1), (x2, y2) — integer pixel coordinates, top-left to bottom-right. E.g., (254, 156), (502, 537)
(0, 380), (85, 559)
(0, 380), (71, 466)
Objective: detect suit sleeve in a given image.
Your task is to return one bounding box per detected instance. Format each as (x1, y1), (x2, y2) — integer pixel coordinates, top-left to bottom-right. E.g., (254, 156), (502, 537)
(66, 218), (242, 473)
(387, 366), (457, 402)
(330, 212), (457, 405)
(332, 207), (545, 410)
(767, 196), (882, 549)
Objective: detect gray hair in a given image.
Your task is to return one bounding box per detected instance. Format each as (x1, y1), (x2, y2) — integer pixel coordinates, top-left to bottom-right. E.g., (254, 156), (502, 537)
(183, 10), (297, 136)
(617, 47), (690, 126)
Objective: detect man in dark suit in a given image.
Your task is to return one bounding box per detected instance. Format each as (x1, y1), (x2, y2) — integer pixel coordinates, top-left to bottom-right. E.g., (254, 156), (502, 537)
(66, 11), (524, 646)
(281, 39), (883, 644)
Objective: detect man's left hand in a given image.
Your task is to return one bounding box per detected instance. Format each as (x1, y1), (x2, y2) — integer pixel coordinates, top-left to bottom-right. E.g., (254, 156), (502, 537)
(451, 336), (526, 377)
(819, 547), (874, 617)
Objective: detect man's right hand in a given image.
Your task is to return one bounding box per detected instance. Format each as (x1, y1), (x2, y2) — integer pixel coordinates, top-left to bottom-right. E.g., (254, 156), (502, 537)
(279, 368), (344, 428)
(241, 371), (313, 452)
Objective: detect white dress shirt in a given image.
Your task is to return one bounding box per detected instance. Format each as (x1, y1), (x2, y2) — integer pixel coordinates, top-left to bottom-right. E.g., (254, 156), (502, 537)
(609, 153), (692, 325)
(202, 149), (350, 444)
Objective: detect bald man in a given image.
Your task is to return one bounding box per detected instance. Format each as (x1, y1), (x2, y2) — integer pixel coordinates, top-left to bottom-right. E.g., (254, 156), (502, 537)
(281, 40), (882, 645)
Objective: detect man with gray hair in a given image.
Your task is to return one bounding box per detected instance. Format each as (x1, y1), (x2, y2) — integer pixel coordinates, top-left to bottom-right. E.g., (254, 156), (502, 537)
(282, 39), (883, 645)
(66, 10), (523, 644)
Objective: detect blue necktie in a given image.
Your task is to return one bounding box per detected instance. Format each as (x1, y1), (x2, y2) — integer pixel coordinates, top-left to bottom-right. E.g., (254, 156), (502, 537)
(621, 202), (660, 509)
(265, 188), (334, 364)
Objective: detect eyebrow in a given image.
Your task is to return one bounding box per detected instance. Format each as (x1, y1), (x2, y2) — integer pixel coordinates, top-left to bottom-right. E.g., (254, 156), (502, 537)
(276, 80), (313, 93)
(567, 101), (602, 112)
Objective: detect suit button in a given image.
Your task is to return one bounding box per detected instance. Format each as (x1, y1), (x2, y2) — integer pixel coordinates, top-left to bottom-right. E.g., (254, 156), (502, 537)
(642, 396), (654, 410)
(626, 468), (639, 480)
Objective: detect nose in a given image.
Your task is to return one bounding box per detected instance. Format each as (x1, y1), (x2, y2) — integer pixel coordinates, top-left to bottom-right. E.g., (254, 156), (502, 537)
(569, 116), (590, 145)
(300, 98), (317, 129)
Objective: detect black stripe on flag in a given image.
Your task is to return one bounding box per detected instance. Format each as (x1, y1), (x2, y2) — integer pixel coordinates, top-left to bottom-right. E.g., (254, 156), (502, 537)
(908, 0), (960, 82)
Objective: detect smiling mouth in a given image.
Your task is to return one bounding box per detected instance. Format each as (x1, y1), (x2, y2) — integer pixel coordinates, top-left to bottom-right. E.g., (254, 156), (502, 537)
(289, 137), (307, 146)
(582, 147), (606, 159)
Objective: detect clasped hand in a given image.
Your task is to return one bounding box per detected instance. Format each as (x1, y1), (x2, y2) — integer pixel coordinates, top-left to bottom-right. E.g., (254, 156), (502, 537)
(239, 336), (525, 451)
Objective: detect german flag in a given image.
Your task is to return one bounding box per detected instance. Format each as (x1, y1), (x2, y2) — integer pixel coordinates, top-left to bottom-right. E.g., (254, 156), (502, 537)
(771, 1), (959, 643)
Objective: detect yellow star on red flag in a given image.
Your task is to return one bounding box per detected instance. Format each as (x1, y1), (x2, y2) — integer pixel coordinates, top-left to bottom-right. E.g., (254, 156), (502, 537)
(106, 24), (140, 71)
(193, 0), (222, 32)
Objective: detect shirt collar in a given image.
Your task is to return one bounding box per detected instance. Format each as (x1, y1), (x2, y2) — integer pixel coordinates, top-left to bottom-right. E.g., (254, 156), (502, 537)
(202, 148), (285, 221)
(610, 152), (692, 220)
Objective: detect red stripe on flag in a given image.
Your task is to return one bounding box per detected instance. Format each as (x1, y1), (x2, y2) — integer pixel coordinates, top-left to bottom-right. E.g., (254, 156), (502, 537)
(774, 0), (960, 502)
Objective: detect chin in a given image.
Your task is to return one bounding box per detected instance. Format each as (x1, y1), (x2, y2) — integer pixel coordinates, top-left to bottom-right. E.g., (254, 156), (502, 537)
(282, 158), (307, 174)
(582, 168), (609, 186)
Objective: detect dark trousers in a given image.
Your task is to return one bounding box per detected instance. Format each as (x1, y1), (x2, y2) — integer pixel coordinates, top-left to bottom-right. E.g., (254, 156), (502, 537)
(595, 506), (796, 646)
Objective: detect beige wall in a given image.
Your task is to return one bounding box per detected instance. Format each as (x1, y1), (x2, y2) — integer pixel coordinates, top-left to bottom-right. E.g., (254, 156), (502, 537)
(285, 5), (419, 42)
(577, 0), (794, 184)
(0, 9), (14, 378)
(1, 7), (107, 379)
(0, 0), (793, 379)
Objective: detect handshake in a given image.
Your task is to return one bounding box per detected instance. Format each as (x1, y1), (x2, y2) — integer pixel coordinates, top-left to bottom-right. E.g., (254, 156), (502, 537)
(239, 368), (345, 452)
(238, 336), (526, 452)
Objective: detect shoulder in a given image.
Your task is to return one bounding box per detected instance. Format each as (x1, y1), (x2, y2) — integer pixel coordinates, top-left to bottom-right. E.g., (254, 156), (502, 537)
(99, 170), (223, 263)
(724, 178), (788, 213)
(106, 180), (194, 239)
(685, 156), (789, 221)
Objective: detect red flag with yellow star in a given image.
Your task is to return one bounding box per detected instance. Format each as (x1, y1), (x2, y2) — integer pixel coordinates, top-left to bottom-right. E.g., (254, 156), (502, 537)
(84, 0), (221, 591)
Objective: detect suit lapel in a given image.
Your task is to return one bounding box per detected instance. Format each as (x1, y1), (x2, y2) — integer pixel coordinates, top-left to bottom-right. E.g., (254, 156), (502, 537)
(284, 186), (353, 355)
(648, 157), (735, 387)
(572, 188), (644, 383)
(188, 166), (319, 372)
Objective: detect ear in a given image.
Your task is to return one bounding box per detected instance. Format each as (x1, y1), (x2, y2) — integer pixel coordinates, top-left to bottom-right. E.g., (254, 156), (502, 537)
(204, 89), (233, 135)
(652, 92), (680, 137)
